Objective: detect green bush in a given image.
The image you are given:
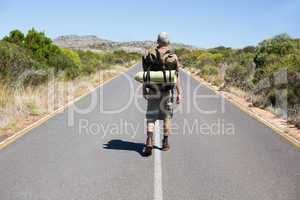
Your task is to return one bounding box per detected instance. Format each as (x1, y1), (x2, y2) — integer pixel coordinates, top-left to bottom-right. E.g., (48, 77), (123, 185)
(3, 30), (25, 46)
(201, 65), (219, 76)
(77, 50), (101, 72)
(48, 53), (80, 78)
(253, 34), (300, 113)
(77, 49), (140, 73)
(175, 48), (191, 58)
(0, 41), (33, 77)
(225, 64), (250, 89)
(21, 69), (51, 86)
(80, 65), (96, 75)
(1, 28), (141, 84)
(62, 48), (81, 66)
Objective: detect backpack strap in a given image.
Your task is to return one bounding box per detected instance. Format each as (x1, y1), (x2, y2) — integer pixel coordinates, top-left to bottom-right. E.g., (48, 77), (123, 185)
(155, 48), (168, 84)
(142, 64), (151, 99)
(143, 66), (151, 83)
(161, 49), (174, 83)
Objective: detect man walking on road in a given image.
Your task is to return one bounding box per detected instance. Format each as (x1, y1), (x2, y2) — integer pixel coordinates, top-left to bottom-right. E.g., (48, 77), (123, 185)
(142, 32), (182, 156)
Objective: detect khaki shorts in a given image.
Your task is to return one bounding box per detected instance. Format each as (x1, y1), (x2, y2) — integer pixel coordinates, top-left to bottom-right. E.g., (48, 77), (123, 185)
(146, 90), (173, 122)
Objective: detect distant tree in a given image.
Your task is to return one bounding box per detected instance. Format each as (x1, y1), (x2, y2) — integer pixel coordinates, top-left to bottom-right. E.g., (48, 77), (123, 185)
(210, 46), (229, 51)
(175, 48), (191, 58)
(3, 29), (25, 46)
(208, 46), (235, 63)
(254, 33), (298, 78)
(24, 28), (60, 61)
(255, 34), (294, 59)
(225, 64), (252, 89)
(62, 48), (81, 66)
(242, 46), (256, 54)
(201, 65), (219, 76)
(210, 53), (224, 63)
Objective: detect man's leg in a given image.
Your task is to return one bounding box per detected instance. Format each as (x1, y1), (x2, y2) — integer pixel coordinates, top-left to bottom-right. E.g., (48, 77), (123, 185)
(144, 120), (155, 156)
(162, 118), (171, 151)
(146, 121), (155, 147)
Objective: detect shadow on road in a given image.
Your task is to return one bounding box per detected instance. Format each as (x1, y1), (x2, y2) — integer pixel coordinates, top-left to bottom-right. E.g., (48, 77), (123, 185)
(103, 139), (146, 157)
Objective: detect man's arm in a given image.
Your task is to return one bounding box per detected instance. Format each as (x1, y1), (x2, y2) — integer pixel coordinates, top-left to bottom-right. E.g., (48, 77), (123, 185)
(175, 63), (182, 104)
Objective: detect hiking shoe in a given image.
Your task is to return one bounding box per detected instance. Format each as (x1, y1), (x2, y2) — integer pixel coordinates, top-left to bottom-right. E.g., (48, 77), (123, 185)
(162, 138), (170, 151)
(143, 146), (153, 156)
(162, 143), (170, 151)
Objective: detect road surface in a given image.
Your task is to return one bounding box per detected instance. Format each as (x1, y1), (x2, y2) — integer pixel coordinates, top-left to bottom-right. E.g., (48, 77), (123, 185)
(0, 64), (299, 200)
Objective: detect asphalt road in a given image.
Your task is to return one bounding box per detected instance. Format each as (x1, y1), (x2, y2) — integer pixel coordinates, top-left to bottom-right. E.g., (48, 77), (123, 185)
(0, 64), (299, 200)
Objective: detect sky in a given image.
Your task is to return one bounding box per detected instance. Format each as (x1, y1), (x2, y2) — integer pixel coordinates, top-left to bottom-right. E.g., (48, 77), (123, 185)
(0, 0), (299, 48)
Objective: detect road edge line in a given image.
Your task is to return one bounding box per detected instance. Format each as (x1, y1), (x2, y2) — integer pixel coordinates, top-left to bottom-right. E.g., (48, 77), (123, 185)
(182, 69), (300, 149)
(154, 121), (163, 200)
(0, 63), (140, 150)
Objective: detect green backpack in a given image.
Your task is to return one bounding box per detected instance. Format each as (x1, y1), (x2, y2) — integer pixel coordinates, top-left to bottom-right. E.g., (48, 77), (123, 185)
(142, 47), (178, 97)
(142, 48), (177, 71)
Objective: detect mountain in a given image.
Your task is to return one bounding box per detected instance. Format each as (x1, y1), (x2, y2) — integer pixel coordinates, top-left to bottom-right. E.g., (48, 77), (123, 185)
(53, 35), (195, 54)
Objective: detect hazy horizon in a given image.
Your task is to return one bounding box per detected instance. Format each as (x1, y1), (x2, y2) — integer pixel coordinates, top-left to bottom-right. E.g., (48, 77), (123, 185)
(1, 0), (299, 48)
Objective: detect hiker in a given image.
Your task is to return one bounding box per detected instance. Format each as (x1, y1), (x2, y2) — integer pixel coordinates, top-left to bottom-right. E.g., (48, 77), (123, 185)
(142, 32), (182, 156)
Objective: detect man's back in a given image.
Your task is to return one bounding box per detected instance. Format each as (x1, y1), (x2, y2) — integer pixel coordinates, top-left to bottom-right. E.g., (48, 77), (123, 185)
(142, 32), (182, 156)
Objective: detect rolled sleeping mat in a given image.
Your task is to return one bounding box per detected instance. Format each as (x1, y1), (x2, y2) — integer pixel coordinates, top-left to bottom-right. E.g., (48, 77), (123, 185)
(134, 70), (177, 84)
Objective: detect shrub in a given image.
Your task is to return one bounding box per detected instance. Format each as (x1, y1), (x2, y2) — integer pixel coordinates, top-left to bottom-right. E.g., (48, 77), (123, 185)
(0, 41), (33, 78)
(180, 50), (204, 68)
(65, 67), (80, 80)
(201, 65), (219, 76)
(77, 50), (100, 73)
(253, 34), (300, 117)
(48, 53), (80, 78)
(20, 69), (50, 86)
(80, 65), (96, 75)
(62, 48), (81, 66)
(24, 29), (61, 61)
(3, 29), (25, 46)
(0, 82), (11, 107)
(225, 64), (249, 88)
(77, 49), (140, 73)
(175, 48), (191, 58)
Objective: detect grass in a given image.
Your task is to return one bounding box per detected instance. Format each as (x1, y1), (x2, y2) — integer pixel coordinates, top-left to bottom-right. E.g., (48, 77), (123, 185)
(0, 83), (11, 108)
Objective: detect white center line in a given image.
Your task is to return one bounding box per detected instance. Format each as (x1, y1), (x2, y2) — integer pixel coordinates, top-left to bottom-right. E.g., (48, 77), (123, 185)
(154, 121), (163, 200)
